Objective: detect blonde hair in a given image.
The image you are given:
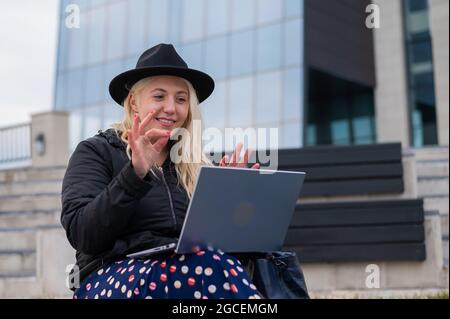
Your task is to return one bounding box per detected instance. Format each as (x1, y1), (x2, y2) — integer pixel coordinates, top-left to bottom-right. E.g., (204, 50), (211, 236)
(112, 76), (213, 199)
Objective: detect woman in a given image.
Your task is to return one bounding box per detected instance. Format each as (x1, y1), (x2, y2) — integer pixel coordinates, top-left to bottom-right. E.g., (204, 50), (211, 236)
(61, 43), (262, 299)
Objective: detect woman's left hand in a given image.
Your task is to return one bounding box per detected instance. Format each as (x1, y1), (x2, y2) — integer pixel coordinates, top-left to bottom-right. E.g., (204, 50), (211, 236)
(219, 143), (260, 169)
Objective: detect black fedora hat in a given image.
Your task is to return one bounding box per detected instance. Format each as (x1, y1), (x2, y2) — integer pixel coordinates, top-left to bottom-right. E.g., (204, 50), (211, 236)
(109, 43), (215, 106)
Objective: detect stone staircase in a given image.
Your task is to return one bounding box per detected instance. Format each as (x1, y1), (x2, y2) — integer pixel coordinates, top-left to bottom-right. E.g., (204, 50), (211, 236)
(413, 147), (449, 267)
(0, 166), (72, 298)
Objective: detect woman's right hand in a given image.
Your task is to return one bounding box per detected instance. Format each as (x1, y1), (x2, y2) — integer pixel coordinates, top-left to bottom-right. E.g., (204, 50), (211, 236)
(128, 110), (171, 179)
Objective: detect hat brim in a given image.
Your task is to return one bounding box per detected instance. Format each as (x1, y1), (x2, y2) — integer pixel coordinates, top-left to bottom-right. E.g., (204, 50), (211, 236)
(109, 66), (215, 106)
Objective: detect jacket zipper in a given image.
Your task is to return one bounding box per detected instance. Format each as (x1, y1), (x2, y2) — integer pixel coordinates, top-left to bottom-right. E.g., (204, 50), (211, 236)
(158, 166), (177, 231)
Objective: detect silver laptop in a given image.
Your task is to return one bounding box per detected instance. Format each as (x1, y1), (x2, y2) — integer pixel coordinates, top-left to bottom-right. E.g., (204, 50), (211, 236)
(127, 166), (305, 259)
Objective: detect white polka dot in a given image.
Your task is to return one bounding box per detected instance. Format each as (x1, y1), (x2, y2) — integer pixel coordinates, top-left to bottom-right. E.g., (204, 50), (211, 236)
(115, 281), (120, 289)
(236, 266), (244, 273)
(145, 268), (151, 275)
(242, 278), (249, 286)
(144, 259), (151, 264)
(109, 278), (115, 285)
(97, 269), (104, 275)
(128, 259), (134, 265)
(227, 259), (235, 266)
(174, 281), (182, 289)
(128, 265), (135, 272)
(195, 266), (203, 275)
(208, 285), (217, 294)
(145, 296), (152, 299)
(139, 267), (146, 274)
(105, 267), (111, 273)
(107, 290), (112, 298)
(94, 282), (99, 288)
(127, 290), (132, 298)
(100, 289), (106, 296)
(140, 279), (146, 286)
(165, 286), (168, 294)
(94, 294), (99, 299)
(249, 295), (255, 299)
(217, 249), (224, 255)
(121, 269), (127, 275)
(204, 267), (213, 276)
(121, 285), (127, 293)
(223, 282), (230, 291)
(194, 291), (202, 299)
(207, 245), (214, 251)
(250, 284), (257, 290)
(223, 270), (229, 278)
(254, 294), (261, 299)
(181, 266), (189, 274)
(179, 255), (185, 262)
(107, 275), (112, 282)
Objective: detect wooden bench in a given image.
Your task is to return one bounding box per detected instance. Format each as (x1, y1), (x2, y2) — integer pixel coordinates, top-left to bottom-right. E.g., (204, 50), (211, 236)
(284, 199), (426, 262)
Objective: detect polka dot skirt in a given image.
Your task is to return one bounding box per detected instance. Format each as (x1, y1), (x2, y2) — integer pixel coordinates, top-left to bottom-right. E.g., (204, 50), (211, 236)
(73, 249), (263, 299)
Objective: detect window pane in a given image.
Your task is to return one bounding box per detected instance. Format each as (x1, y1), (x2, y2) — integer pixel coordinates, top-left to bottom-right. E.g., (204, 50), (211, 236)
(67, 11), (87, 68)
(83, 105), (103, 139)
(256, 71), (281, 124)
(284, 18), (302, 66)
(257, 23), (282, 71)
(231, 0), (256, 32)
(206, 0), (229, 36)
(57, 17), (68, 71)
(179, 42), (203, 70)
(229, 77), (253, 128)
(106, 2), (126, 61)
(55, 73), (67, 110)
(257, 0), (282, 25)
(201, 81), (226, 129)
(148, 0), (169, 46)
(281, 122), (301, 148)
(230, 30), (254, 77)
(87, 7), (105, 65)
(104, 59), (125, 103)
(85, 64), (105, 105)
(182, 0), (204, 43)
(204, 36), (227, 80)
(283, 68), (302, 121)
(285, 0), (303, 18)
(69, 108), (83, 154)
(127, 0), (147, 56)
(66, 69), (84, 108)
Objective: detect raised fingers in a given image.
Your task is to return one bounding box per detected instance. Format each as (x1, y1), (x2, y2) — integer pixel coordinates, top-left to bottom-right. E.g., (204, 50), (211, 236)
(229, 143), (243, 167)
(238, 147), (253, 168)
(138, 110), (155, 135)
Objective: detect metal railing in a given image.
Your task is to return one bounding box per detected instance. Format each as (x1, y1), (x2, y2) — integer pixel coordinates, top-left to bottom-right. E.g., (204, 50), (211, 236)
(0, 122), (32, 169)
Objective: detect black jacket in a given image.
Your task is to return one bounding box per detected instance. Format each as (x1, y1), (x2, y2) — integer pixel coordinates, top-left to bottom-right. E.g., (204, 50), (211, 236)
(61, 128), (190, 287)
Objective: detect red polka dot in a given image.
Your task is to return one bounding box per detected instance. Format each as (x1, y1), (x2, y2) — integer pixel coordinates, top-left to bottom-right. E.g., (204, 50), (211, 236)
(128, 274), (135, 282)
(231, 284), (238, 294)
(134, 288), (140, 295)
(196, 251), (205, 256)
(230, 269), (238, 277)
(160, 261), (166, 268)
(169, 265), (177, 273)
(149, 282), (157, 290)
(86, 283), (91, 291)
(160, 274), (167, 282)
(187, 277), (196, 286)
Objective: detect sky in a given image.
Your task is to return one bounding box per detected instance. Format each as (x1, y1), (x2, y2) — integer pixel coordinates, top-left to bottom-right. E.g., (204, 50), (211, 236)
(0, 0), (59, 127)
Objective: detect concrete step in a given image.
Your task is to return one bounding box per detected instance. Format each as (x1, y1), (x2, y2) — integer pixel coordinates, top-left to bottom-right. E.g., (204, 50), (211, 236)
(0, 166), (66, 183)
(418, 177), (449, 197)
(0, 194), (61, 211)
(0, 181), (62, 197)
(0, 210), (60, 228)
(424, 196), (449, 215)
(0, 228), (36, 250)
(410, 147), (449, 161)
(0, 250), (35, 273)
(416, 161), (449, 178)
(0, 276), (43, 298)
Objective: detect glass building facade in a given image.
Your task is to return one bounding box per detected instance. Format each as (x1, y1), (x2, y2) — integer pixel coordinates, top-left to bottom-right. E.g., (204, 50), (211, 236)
(55, 0), (305, 153)
(403, 0), (438, 146)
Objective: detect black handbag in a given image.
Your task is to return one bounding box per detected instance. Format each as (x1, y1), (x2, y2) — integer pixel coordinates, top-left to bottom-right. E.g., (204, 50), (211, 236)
(249, 251), (310, 299)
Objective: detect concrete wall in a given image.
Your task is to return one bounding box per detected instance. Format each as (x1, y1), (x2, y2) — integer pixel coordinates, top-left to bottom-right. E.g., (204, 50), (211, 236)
(372, 0), (410, 147)
(429, 0), (449, 146)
